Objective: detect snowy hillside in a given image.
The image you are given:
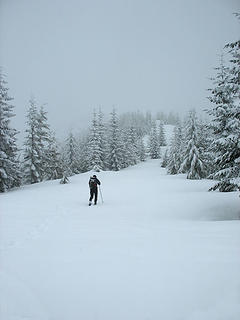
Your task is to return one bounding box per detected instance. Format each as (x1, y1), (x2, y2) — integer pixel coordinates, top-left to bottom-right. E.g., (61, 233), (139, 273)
(1, 159), (240, 320)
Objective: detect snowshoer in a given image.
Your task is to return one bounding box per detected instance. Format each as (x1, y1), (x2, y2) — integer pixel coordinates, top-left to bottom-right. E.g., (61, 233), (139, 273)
(89, 175), (101, 206)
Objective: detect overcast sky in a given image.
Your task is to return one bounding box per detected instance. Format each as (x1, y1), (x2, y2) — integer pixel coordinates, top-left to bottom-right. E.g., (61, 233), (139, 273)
(0, 0), (239, 139)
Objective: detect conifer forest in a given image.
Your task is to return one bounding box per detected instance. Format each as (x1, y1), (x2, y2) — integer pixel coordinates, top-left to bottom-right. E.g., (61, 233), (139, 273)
(1, 17), (239, 193)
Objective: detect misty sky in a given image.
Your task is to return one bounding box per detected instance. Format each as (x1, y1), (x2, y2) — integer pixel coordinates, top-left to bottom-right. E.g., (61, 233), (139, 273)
(0, 0), (239, 139)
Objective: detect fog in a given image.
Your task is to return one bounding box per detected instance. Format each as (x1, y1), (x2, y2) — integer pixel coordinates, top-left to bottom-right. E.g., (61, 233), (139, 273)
(0, 0), (239, 139)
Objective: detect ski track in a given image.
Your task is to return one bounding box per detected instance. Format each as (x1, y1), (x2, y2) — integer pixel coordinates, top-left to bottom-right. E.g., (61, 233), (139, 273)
(1, 159), (240, 320)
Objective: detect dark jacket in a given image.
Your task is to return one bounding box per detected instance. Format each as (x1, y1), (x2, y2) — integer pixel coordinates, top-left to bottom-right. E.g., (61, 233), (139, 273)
(89, 177), (101, 189)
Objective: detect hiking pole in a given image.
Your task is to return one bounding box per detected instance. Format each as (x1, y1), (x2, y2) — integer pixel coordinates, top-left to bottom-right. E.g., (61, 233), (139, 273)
(99, 186), (104, 204)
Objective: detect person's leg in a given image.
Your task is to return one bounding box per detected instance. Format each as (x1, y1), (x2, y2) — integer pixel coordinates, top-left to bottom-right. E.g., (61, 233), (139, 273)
(89, 189), (94, 202)
(94, 189), (98, 205)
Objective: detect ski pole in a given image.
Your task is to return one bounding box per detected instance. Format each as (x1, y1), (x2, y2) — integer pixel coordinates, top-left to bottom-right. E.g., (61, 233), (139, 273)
(99, 186), (104, 204)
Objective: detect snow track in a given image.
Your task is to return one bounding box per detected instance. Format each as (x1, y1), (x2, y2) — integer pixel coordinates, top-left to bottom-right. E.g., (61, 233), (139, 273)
(1, 160), (240, 320)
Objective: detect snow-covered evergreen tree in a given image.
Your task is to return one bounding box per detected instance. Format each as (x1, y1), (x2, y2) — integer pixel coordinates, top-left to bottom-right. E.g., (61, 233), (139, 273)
(158, 121), (167, 146)
(122, 127), (138, 167)
(167, 122), (183, 174)
(208, 46), (240, 191)
(136, 137), (146, 162)
(129, 127), (139, 162)
(107, 108), (124, 171)
(44, 131), (63, 180)
(180, 110), (205, 179)
(149, 123), (160, 159)
(161, 148), (169, 168)
(222, 19), (240, 189)
(37, 106), (51, 180)
(198, 119), (213, 177)
(64, 132), (80, 176)
(23, 99), (61, 184)
(87, 110), (102, 171)
(97, 108), (108, 170)
(78, 134), (91, 173)
(0, 71), (21, 192)
(22, 98), (42, 184)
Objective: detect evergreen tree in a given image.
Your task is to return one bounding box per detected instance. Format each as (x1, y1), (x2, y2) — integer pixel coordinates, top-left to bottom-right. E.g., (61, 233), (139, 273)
(122, 127), (138, 167)
(88, 110), (102, 171)
(167, 123), (183, 174)
(0, 71), (21, 192)
(208, 47), (240, 191)
(149, 123), (160, 159)
(158, 121), (167, 146)
(22, 98), (42, 184)
(223, 17), (240, 189)
(137, 137), (146, 162)
(180, 110), (205, 179)
(64, 132), (80, 176)
(161, 148), (169, 168)
(78, 134), (91, 173)
(107, 108), (124, 171)
(37, 105), (51, 180)
(97, 108), (108, 170)
(198, 119), (213, 177)
(44, 131), (62, 180)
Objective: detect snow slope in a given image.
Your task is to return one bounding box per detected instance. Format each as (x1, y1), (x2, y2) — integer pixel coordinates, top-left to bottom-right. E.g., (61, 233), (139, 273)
(1, 160), (240, 320)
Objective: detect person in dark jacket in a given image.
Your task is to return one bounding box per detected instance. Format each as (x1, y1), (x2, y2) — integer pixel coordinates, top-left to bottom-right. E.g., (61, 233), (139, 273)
(88, 174), (101, 206)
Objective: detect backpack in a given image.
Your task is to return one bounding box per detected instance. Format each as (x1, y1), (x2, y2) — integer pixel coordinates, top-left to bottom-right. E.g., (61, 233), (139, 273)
(89, 177), (97, 188)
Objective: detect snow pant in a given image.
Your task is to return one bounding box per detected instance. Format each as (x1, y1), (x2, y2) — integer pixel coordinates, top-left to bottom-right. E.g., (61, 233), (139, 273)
(89, 187), (98, 204)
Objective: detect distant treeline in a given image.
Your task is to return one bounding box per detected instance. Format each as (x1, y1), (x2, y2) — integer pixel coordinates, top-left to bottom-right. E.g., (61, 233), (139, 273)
(0, 14), (239, 193)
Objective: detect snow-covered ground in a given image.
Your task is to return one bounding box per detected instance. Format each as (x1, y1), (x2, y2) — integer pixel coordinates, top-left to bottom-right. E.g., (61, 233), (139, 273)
(1, 160), (240, 320)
